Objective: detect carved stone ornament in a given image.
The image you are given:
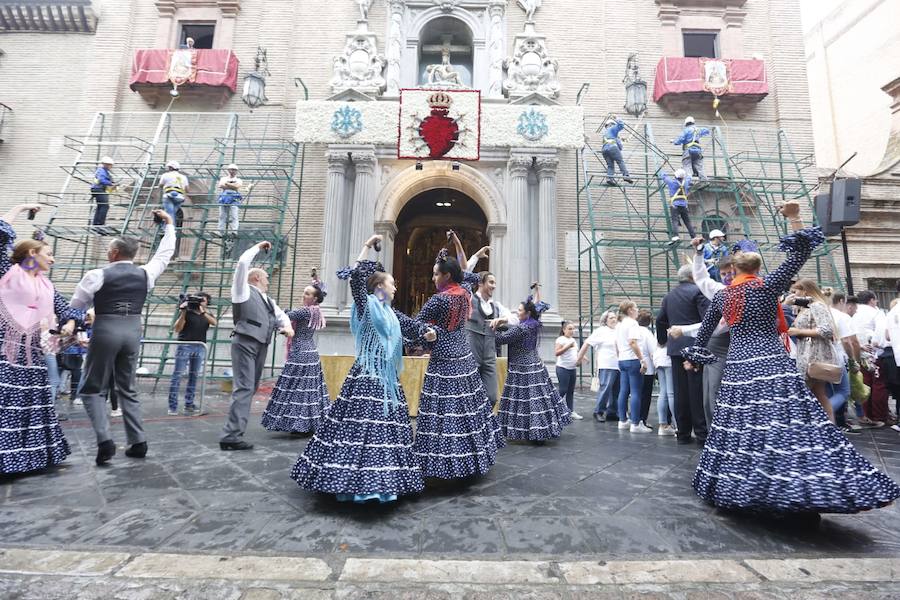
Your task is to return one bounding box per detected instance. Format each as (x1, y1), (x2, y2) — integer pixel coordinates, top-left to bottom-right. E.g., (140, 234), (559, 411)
(433, 0), (461, 12)
(330, 30), (387, 96)
(504, 29), (560, 99)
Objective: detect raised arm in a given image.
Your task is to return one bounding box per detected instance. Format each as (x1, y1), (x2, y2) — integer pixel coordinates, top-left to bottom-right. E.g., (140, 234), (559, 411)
(495, 323), (528, 346)
(142, 210), (175, 290)
(763, 226), (825, 296)
(231, 241), (266, 303)
(448, 230), (467, 266)
(682, 293), (725, 366)
(691, 242), (724, 300)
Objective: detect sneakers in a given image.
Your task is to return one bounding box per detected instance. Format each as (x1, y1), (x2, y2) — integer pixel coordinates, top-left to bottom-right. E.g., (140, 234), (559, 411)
(670, 236), (681, 243)
(183, 405), (200, 416)
(623, 177), (635, 184)
(167, 409), (178, 416)
(857, 417), (884, 428)
(658, 424), (677, 436)
(891, 424), (900, 433)
(570, 411), (584, 420)
(841, 424), (863, 435)
(617, 421), (631, 430)
(110, 408), (123, 418)
(631, 422), (653, 433)
(73, 397), (83, 406)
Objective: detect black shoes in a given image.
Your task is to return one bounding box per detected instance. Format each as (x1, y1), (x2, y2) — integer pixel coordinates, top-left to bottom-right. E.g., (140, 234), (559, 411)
(220, 440), (254, 451)
(125, 441), (148, 458)
(623, 177), (635, 184)
(676, 437), (693, 445)
(96, 440), (116, 465)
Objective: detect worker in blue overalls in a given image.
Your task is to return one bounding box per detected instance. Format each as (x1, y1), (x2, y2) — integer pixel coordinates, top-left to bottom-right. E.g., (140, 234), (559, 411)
(660, 168), (696, 244)
(601, 116), (635, 186)
(158, 160), (190, 223)
(702, 229), (729, 282)
(90, 156), (116, 227)
(672, 116), (711, 183)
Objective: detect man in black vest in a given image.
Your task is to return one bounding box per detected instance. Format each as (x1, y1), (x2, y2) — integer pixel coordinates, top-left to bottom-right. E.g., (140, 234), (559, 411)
(220, 241), (293, 450)
(656, 265), (710, 445)
(71, 210), (176, 465)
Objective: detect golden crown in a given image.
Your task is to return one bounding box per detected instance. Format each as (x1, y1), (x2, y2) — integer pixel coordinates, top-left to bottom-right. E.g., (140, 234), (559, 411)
(427, 92), (453, 109)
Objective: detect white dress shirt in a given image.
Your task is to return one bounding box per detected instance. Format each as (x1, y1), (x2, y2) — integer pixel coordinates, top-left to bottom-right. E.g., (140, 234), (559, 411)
(232, 245), (290, 329)
(852, 303), (886, 357)
(886, 303), (900, 357)
(70, 224), (176, 310)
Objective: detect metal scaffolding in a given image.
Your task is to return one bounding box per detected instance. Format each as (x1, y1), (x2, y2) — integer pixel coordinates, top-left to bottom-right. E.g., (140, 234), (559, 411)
(41, 111), (305, 384)
(576, 112), (844, 334)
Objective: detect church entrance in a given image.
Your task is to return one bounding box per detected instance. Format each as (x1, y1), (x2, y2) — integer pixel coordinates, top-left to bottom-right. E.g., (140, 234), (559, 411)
(392, 188), (488, 316)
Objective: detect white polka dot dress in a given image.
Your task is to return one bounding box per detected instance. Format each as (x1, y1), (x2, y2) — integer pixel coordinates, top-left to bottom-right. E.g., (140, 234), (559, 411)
(0, 220), (81, 474)
(261, 307), (329, 433)
(496, 317), (571, 441)
(290, 261), (424, 501)
(412, 272), (504, 480)
(683, 227), (900, 513)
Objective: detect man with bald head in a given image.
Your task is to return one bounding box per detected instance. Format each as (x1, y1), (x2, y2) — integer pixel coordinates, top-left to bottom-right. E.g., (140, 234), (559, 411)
(220, 241), (294, 450)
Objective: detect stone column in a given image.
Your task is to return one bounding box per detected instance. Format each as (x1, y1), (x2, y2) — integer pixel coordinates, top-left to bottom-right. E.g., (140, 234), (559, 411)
(506, 154), (532, 306)
(536, 156), (559, 312)
(385, 0), (405, 96)
(487, 1), (506, 99)
(657, 3), (681, 56)
(487, 222), (507, 306)
(321, 150), (349, 309)
(347, 152), (379, 308)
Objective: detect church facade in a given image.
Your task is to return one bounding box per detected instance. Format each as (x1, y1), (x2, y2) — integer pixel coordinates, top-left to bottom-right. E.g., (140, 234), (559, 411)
(0, 0), (818, 340)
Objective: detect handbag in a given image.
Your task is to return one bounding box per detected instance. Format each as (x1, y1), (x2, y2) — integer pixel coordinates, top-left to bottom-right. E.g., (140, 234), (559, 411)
(808, 361), (842, 384)
(590, 376), (600, 392)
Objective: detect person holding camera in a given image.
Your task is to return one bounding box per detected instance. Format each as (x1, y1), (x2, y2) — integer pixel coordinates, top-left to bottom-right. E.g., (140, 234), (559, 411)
(167, 292), (216, 416)
(71, 209), (176, 465)
(220, 241), (294, 451)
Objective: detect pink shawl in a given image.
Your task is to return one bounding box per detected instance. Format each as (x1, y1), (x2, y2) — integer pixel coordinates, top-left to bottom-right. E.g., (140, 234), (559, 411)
(0, 264), (55, 364)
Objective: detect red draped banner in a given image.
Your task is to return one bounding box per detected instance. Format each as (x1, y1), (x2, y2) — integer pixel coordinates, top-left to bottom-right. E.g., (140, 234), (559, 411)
(130, 49), (239, 93)
(652, 57), (768, 103)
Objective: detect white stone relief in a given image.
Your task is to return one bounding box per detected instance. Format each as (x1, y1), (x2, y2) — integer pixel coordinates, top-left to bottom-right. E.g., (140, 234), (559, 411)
(331, 28), (387, 96)
(504, 31), (560, 99)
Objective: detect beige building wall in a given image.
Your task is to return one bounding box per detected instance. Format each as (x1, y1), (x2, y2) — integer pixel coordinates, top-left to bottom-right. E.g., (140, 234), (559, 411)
(0, 0), (819, 317)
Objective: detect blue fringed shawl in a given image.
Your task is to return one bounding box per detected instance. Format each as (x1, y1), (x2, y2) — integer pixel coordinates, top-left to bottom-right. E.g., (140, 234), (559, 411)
(351, 293), (404, 415)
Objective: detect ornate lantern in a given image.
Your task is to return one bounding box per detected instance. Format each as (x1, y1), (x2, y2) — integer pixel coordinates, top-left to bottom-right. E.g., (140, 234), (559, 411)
(242, 47), (270, 109)
(623, 53), (648, 118)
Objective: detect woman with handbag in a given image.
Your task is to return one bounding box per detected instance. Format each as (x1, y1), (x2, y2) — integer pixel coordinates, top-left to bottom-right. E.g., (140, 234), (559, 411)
(786, 279), (840, 423)
(575, 310), (620, 422)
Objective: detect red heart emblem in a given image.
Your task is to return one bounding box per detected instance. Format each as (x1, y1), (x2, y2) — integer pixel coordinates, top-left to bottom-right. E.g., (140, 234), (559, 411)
(419, 110), (459, 158)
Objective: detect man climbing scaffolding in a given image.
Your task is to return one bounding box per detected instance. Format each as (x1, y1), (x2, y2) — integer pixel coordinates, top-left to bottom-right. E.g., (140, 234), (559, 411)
(672, 116), (711, 183)
(601, 116), (635, 186)
(660, 168), (696, 244)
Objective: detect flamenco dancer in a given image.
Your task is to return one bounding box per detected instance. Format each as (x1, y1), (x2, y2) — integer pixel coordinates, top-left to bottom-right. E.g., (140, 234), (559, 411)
(496, 283), (571, 443)
(682, 225), (900, 518)
(412, 231), (504, 480)
(261, 281), (329, 434)
(291, 235), (435, 503)
(0, 204), (83, 474)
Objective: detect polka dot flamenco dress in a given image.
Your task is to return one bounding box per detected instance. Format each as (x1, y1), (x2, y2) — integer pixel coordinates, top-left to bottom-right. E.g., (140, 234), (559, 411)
(412, 271), (504, 480)
(683, 227), (900, 513)
(290, 260), (424, 502)
(0, 220), (83, 474)
(496, 309), (571, 441)
(261, 306), (329, 433)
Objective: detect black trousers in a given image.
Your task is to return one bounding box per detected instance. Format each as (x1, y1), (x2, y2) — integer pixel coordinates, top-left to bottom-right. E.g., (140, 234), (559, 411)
(640, 374), (654, 423)
(673, 359), (706, 441)
(670, 205), (696, 239)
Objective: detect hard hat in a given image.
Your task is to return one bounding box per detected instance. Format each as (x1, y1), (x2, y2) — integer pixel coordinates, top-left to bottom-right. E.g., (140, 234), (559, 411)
(605, 118), (616, 126)
(165, 160), (180, 170)
(684, 116), (695, 126)
(225, 163), (239, 171)
(709, 229), (726, 239)
(675, 168), (686, 179)
(100, 156), (114, 165)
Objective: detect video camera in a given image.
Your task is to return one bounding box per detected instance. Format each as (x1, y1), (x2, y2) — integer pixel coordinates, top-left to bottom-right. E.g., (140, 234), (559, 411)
(180, 293), (205, 311)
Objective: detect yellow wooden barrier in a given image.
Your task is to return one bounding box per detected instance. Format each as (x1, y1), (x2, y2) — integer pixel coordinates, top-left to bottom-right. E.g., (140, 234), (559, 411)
(321, 355), (508, 416)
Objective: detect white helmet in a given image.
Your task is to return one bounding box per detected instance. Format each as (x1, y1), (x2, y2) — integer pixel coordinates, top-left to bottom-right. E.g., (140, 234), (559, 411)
(165, 160), (180, 170)
(684, 116), (695, 126)
(709, 229), (726, 239)
(674, 168), (686, 179)
(100, 156), (114, 165)
(225, 163), (239, 171)
(605, 118), (616, 127)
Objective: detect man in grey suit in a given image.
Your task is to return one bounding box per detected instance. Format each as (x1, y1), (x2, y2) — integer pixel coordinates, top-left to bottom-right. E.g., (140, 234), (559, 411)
(71, 210), (176, 465)
(220, 240), (293, 450)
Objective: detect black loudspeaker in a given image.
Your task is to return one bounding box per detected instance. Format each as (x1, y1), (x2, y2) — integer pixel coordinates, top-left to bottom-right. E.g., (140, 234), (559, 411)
(815, 193), (843, 236)
(830, 178), (861, 226)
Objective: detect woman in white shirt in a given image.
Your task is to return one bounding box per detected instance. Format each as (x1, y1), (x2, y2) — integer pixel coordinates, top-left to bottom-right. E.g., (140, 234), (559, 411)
(615, 301), (651, 432)
(555, 320), (583, 420)
(635, 309), (658, 429)
(576, 310), (619, 422)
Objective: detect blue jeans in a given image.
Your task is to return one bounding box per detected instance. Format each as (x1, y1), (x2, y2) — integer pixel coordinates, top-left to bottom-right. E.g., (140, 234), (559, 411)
(162, 192), (185, 223)
(594, 368), (619, 416)
(167, 344), (206, 410)
(602, 145), (630, 179)
(45, 353), (60, 406)
(827, 365), (850, 413)
(656, 366), (676, 425)
(617, 359), (643, 425)
(556, 366), (576, 412)
(91, 191), (109, 225)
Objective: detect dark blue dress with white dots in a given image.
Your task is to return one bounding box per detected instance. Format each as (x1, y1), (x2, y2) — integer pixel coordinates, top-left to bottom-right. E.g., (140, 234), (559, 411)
(290, 260), (425, 502)
(496, 312), (571, 441)
(412, 272), (504, 479)
(0, 220), (83, 474)
(261, 306), (329, 433)
(683, 227), (900, 513)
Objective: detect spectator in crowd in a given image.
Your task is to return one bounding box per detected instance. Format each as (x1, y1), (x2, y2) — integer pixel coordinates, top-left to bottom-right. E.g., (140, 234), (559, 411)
(853, 290), (891, 425)
(827, 291), (864, 434)
(635, 309), (657, 430)
(654, 337), (676, 436)
(615, 301), (651, 433)
(167, 292), (216, 416)
(576, 310), (620, 422)
(555, 320), (583, 420)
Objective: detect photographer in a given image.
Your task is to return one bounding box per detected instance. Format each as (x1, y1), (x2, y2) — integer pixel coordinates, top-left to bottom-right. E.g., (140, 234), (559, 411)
(167, 292), (216, 416)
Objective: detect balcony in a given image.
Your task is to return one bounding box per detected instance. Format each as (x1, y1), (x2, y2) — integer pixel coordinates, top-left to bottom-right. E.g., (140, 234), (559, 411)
(129, 49), (239, 108)
(652, 57), (768, 115)
(0, 0), (96, 33)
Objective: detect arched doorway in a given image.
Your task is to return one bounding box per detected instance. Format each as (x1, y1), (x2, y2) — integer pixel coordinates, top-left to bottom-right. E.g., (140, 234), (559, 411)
(393, 188), (488, 315)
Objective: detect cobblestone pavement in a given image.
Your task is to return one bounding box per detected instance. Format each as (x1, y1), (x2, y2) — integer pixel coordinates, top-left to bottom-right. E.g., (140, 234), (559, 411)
(1, 389), (899, 598)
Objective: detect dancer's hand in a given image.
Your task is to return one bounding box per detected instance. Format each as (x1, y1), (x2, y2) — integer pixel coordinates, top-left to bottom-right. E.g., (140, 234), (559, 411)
(473, 246), (491, 260)
(683, 360), (696, 372)
(489, 317), (507, 330)
(364, 235), (382, 249)
(668, 326), (683, 339)
(60, 320), (75, 337)
(778, 200), (800, 220)
(280, 325), (295, 338)
(256, 241), (272, 252)
(690, 236), (705, 251)
(424, 328), (437, 342)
